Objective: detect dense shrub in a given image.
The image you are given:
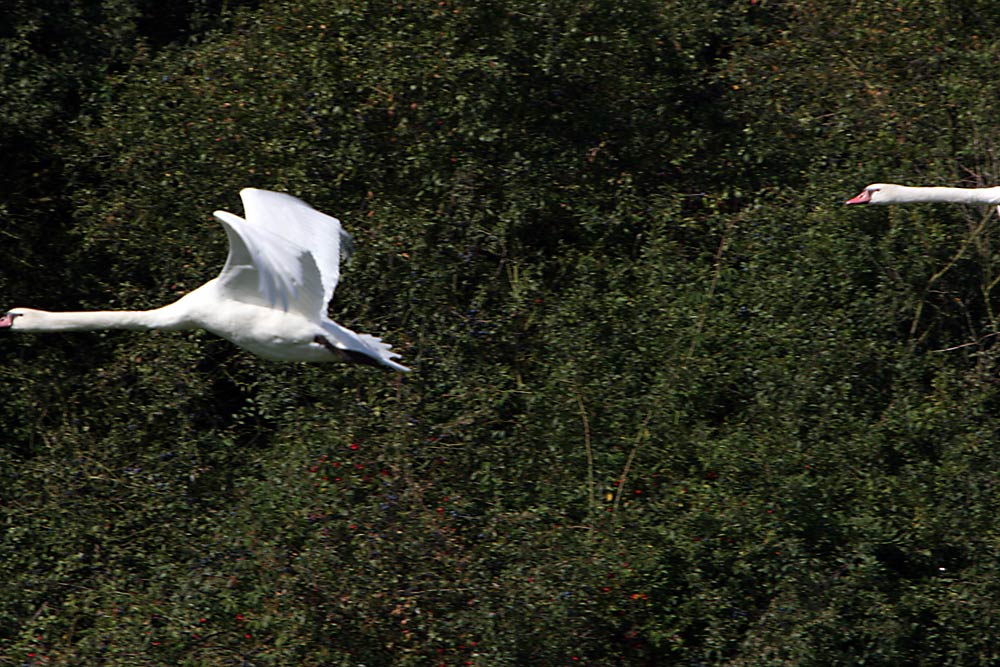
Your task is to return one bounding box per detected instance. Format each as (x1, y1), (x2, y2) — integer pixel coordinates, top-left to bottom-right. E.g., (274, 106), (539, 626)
(5, 0), (1000, 664)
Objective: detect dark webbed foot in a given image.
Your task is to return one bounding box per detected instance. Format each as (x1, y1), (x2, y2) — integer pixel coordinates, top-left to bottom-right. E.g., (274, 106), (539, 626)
(314, 335), (384, 368)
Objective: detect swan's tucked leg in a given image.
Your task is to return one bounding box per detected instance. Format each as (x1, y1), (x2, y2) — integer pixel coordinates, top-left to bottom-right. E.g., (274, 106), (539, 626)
(313, 335), (383, 368)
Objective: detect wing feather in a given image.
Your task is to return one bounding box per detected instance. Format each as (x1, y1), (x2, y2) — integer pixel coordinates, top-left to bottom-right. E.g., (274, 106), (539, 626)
(211, 189), (350, 318)
(213, 210), (325, 317)
(239, 188), (352, 311)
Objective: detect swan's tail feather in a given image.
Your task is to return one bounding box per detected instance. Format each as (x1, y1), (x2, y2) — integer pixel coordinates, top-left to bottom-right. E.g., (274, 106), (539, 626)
(320, 320), (410, 372)
(356, 333), (411, 372)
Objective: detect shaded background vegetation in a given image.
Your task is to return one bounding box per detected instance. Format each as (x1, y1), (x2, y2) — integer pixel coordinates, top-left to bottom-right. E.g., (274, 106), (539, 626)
(4, 0), (1000, 664)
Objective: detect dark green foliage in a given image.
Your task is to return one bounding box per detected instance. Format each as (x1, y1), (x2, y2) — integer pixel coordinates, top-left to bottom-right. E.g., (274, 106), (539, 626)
(6, 0), (1000, 663)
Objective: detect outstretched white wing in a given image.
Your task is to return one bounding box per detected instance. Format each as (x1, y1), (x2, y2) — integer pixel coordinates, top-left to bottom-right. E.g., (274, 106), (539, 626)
(240, 188), (352, 309)
(212, 189), (352, 318)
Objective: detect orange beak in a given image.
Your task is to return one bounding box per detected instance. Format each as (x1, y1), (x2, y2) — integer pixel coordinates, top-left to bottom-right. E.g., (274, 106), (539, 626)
(845, 189), (872, 205)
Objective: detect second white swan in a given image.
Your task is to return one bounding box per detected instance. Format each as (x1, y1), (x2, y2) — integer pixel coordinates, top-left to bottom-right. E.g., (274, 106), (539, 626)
(846, 183), (1000, 206)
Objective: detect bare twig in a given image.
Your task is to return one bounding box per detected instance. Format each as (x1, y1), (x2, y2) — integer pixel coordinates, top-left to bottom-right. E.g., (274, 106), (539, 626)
(689, 215), (735, 357)
(612, 411), (652, 515)
(575, 392), (596, 519)
(910, 209), (992, 340)
(931, 332), (1000, 354)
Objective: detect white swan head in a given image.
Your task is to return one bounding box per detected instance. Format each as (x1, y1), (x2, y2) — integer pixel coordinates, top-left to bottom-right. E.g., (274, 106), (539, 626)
(0, 309), (28, 330)
(0, 308), (96, 332)
(845, 183), (901, 205)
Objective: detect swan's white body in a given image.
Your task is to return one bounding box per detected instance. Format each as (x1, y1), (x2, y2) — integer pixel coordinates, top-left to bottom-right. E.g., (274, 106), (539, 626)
(846, 183), (1000, 206)
(0, 188), (410, 372)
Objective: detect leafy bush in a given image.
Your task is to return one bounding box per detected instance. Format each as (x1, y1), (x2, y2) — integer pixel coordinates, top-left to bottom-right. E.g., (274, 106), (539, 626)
(5, 0), (1000, 664)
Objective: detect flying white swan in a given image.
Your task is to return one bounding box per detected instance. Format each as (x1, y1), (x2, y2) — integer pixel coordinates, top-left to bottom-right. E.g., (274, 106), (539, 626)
(846, 183), (1000, 206)
(0, 188), (410, 372)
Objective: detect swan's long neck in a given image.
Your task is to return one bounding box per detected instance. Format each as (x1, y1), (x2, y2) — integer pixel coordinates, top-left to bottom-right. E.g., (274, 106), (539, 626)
(12, 305), (192, 332)
(887, 185), (1000, 205)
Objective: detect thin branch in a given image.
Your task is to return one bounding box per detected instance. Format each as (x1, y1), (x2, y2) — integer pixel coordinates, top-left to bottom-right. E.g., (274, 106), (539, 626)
(931, 340), (980, 353)
(575, 392), (596, 519)
(689, 215), (735, 357)
(910, 210), (992, 339)
(931, 332), (1000, 353)
(612, 411), (652, 515)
